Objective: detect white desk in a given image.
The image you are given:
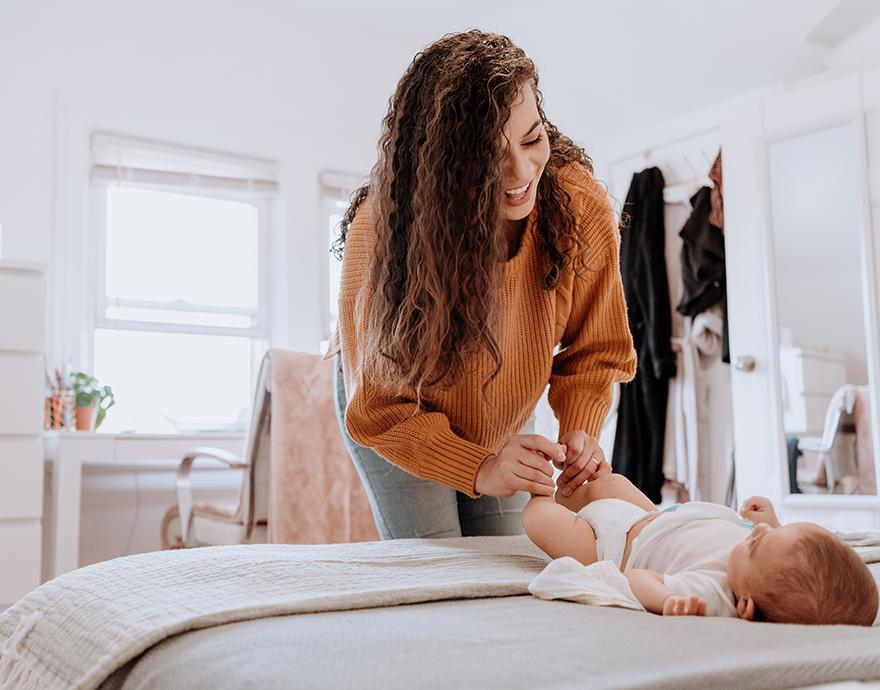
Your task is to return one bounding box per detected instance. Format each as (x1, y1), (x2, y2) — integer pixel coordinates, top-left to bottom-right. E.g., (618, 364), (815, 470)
(43, 431), (245, 579)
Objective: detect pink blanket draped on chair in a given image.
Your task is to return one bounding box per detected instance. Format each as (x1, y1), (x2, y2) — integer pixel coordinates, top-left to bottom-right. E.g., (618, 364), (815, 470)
(852, 387), (877, 495)
(268, 350), (379, 544)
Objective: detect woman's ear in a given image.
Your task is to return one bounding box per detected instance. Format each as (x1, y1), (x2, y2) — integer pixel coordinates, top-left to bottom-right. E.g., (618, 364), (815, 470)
(736, 596), (756, 621)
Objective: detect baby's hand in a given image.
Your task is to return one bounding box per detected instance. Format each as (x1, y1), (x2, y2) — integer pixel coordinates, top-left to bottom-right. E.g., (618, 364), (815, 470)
(739, 496), (781, 528)
(662, 595), (707, 617)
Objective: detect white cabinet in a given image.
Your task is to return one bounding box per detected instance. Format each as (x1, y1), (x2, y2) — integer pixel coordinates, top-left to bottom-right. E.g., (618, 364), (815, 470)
(778, 347), (847, 434)
(0, 260), (46, 605)
(0, 269), (45, 352)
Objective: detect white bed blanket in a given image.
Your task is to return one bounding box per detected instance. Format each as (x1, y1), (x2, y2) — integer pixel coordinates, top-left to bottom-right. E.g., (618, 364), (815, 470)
(528, 557), (646, 610)
(839, 531), (880, 564)
(3, 532), (879, 690)
(0, 536), (548, 690)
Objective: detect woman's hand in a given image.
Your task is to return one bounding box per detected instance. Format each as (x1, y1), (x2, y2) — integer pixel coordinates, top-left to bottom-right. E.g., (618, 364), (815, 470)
(555, 430), (609, 496)
(739, 496), (781, 528)
(475, 434), (565, 498)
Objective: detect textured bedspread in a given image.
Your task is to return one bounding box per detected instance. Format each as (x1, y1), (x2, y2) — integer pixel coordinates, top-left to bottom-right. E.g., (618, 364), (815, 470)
(2, 535), (879, 690)
(0, 536), (547, 690)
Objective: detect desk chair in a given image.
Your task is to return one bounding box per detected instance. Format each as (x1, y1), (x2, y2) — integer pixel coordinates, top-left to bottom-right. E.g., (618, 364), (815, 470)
(160, 352), (271, 548)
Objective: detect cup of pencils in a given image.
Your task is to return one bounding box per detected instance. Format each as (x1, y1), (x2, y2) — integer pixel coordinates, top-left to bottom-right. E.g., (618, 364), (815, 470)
(44, 367), (74, 430)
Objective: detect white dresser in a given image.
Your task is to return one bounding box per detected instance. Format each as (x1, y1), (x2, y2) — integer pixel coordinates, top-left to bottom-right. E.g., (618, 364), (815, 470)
(778, 346), (847, 434)
(0, 260), (46, 606)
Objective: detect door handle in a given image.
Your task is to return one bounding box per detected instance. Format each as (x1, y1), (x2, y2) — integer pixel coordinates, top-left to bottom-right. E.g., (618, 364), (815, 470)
(734, 356), (756, 372)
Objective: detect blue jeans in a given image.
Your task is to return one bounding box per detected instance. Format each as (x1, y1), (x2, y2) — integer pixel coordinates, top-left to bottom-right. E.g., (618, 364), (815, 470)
(333, 354), (528, 540)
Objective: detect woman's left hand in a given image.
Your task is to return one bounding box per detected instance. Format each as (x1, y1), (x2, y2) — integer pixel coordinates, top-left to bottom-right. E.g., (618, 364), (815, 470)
(555, 430), (609, 496)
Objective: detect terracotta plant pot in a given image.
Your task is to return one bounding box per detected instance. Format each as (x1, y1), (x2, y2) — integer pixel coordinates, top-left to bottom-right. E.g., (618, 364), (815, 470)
(75, 402), (96, 431)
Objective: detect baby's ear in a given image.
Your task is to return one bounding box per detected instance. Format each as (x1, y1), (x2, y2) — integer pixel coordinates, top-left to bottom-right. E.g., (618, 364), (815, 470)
(736, 596), (756, 621)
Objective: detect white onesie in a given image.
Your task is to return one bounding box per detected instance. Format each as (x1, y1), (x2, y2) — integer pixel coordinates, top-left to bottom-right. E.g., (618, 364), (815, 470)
(625, 502), (753, 617)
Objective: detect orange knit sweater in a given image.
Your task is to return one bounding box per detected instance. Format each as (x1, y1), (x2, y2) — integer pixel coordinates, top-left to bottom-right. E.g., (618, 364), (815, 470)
(331, 162), (636, 497)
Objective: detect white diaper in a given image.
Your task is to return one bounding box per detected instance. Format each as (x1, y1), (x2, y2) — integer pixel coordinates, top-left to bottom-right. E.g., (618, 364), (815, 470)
(576, 499), (650, 569)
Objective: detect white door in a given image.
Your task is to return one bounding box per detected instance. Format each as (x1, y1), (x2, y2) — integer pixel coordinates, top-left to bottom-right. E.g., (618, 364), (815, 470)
(723, 74), (880, 529)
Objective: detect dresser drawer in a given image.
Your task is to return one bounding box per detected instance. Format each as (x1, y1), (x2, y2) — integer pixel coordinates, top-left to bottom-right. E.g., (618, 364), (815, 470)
(800, 393), (834, 435)
(0, 521), (41, 604)
(799, 355), (847, 395)
(0, 354), (43, 434)
(0, 269), (45, 352)
(779, 348), (846, 396)
(0, 438), (43, 518)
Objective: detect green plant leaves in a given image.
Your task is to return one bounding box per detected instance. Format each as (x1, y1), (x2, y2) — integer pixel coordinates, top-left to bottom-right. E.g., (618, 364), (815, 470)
(70, 371), (115, 429)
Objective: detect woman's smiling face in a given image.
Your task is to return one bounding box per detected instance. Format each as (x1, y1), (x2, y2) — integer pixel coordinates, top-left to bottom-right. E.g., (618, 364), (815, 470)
(500, 82), (551, 223)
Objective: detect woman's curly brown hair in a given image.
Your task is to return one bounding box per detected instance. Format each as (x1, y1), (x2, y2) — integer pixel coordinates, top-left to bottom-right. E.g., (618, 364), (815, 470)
(332, 30), (594, 404)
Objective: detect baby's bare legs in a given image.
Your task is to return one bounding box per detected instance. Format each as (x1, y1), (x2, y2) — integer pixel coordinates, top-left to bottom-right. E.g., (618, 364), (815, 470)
(522, 496), (598, 564)
(522, 474), (657, 564)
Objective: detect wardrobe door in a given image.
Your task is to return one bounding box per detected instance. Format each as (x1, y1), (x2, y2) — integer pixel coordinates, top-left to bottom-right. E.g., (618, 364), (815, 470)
(723, 75), (880, 528)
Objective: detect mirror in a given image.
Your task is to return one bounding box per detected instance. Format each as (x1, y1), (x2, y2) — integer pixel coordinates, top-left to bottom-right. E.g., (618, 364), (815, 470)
(767, 123), (877, 496)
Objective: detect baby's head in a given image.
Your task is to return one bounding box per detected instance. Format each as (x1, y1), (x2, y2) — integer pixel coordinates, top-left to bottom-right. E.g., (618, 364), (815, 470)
(727, 521), (878, 625)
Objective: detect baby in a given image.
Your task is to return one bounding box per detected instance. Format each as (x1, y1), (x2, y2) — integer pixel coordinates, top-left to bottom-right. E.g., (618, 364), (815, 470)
(522, 472), (878, 624)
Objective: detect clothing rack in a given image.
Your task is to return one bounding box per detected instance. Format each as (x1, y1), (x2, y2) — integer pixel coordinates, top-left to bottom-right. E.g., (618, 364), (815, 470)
(605, 126), (720, 170)
(605, 126), (721, 203)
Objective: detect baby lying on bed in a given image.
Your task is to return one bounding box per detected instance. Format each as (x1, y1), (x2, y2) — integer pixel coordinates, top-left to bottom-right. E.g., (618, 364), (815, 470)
(522, 470), (878, 625)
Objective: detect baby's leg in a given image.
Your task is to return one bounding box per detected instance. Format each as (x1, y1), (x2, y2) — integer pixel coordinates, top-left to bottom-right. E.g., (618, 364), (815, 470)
(557, 473), (657, 514)
(522, 496), (598, 565)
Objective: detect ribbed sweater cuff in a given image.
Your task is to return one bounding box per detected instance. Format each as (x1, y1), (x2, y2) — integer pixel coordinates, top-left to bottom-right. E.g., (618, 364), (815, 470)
(556, 396), (610, 440)
(420, 428), (494, 498)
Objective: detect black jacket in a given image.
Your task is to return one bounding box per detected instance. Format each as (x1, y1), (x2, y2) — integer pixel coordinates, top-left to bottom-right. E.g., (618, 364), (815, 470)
(677, 187), (725, 316)
(677, 186), (729, 362)
(613, 167), (676, 502)
(619, 167), (676, 380)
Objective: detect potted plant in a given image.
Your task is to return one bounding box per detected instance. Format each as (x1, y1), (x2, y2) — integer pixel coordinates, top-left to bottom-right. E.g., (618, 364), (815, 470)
(70, 372), (115, 431)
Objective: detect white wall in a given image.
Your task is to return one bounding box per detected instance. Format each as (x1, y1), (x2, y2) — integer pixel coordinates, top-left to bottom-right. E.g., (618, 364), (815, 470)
(0, 0), (416, 565)
(0, 0), (412, 355)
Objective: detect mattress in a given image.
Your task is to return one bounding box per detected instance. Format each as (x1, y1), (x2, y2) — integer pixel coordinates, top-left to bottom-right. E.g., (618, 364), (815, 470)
(3, 538), (878, 690)
(103, 568), (880, 690)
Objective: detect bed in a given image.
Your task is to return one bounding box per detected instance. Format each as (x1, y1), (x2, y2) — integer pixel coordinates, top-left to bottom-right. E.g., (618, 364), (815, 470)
(1, 536), (879, 690)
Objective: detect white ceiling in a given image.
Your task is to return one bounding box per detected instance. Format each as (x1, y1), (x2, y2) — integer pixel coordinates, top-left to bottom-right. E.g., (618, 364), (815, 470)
(3, 0), (878, 142)
(269, 0), (876, 140)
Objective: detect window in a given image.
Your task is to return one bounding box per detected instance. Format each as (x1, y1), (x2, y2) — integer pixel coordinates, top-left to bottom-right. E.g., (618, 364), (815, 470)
(89, 133), (278, 433)
(319, 170), (362, 354)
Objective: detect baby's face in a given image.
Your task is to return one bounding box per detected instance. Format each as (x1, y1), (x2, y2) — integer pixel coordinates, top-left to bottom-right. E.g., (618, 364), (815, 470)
(727, 522), (816, 601)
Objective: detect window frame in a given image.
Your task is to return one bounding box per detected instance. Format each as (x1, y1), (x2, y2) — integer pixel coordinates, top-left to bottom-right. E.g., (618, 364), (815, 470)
(320, 192), (349, 347)
(87, 177), (273, 412)
(318, 170), (362, 352)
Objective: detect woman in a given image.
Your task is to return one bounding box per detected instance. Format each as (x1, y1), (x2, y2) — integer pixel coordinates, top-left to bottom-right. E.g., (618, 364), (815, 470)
(329, 30), (636, 540)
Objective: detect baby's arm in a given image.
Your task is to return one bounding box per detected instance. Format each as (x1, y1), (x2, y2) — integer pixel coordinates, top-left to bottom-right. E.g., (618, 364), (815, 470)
(625, 570), (707, 616)
(739, 496), (781, 528)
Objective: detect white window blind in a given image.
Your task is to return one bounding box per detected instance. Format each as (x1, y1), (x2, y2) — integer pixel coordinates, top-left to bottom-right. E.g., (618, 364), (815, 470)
(91, 131), (280, 194)
(319, 169), (362, 200)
